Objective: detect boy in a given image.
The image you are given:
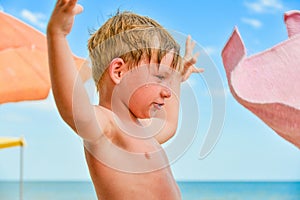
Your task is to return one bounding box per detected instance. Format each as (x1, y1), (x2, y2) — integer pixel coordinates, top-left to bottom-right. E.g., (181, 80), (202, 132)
(47, 0), (203, 199)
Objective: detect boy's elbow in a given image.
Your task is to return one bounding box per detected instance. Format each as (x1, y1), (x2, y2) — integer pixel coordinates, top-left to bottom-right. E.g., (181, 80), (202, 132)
(56, 105), (79, 131)
(58, 110), (77, 131)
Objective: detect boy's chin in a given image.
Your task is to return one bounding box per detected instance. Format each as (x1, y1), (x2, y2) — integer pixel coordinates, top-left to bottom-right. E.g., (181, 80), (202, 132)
(138, 118), (165, 129)
(138, 118), (153, 127)
(132, 110), (154, 119)
(136, 113), (152, 120)
(130, 108), (162, 120)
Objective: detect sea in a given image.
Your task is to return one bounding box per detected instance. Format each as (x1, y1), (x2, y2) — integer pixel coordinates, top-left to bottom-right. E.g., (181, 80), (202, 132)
(0, 181), (299, 200)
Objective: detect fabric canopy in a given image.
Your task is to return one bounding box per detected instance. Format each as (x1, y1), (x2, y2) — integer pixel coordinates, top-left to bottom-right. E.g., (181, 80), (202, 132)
(0, 137), (26, 149)
(0, 11), (91, 104)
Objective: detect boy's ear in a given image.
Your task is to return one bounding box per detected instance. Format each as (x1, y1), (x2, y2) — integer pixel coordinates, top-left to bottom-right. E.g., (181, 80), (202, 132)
(108, 58), (127, 84)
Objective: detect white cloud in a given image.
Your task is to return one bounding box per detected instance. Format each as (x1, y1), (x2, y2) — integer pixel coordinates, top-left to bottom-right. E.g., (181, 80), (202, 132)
(0, 4), (4, 12)
(20, 9), (47, 29)
(244, 0), (284, 13)
(241, 17), (263, 28)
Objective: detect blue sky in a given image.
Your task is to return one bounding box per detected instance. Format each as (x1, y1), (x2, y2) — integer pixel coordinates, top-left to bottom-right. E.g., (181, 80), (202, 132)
(0, 0), (300, 181)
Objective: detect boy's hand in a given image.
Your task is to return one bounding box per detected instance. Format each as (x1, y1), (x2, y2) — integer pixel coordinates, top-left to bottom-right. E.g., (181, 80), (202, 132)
(47, 0), (83, 37)
(181, 35), (204, 82)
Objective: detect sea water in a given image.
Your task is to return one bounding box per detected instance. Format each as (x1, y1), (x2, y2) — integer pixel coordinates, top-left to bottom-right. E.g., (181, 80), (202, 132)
(177, 181), (300, 200)
(0, 181), (299, 200)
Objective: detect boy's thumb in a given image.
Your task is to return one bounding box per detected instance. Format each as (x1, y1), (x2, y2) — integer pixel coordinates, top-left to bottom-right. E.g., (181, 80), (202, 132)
(74, 4), (84, 15)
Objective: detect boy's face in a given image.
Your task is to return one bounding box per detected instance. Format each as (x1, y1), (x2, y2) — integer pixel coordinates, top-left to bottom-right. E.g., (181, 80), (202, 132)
(115, 52), (181, 120)
(130, 52), (181, 119)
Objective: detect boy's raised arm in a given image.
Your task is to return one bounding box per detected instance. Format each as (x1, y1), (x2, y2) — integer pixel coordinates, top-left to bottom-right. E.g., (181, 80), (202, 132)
(155, 36), (204, 144)
(47, 0), (100, 141)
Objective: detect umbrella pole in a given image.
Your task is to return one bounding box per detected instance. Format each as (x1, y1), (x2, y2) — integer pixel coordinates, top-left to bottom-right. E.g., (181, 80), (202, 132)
(19, 145), (24, 200)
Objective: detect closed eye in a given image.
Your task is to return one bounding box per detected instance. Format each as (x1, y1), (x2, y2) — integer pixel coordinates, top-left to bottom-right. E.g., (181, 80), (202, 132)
(156, 75), (165, 80)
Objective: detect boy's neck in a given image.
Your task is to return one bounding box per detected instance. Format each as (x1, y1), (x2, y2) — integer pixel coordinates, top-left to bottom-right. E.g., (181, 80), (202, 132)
(99, 97), (142, 126)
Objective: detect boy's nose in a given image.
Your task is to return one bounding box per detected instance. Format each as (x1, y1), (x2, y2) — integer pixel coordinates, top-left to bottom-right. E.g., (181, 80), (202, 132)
(160, 87), (171, 98)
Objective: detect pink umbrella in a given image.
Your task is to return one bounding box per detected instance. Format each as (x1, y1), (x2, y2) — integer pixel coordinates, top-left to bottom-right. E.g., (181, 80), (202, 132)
(222, 10), (300, 148)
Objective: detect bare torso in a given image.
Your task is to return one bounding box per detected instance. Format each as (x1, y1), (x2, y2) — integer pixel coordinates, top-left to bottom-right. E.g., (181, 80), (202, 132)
(83, 106), (181, 200)
(85, 150), (181, 200)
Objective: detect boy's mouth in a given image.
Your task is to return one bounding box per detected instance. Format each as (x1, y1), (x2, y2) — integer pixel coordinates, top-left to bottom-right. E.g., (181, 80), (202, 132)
(153, 102), (164, 110)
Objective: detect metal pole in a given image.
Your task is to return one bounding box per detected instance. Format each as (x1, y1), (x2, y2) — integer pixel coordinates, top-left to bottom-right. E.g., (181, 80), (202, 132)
(19, 146), (24, 200)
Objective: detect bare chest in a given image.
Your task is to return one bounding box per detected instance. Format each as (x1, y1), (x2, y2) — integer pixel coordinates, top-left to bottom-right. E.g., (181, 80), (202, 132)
(84, 147), (181, 200)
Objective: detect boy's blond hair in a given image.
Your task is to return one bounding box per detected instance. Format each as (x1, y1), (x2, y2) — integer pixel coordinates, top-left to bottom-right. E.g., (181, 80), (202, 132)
(88, 11), (182, 90)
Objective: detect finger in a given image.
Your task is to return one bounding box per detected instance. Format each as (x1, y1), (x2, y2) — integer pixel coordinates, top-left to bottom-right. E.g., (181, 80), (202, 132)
(68, 0), (78, 7)
(73, 4), (84, 15)
(182, 67), (204, 82)
(59, 0), (75, 6)
(185, 35), (192, 56)
(62, 0), (83, 14)
(190, 40), (196, 51)
(181, 72), (190, 82)
(185, 35), (191, 48)
(182, 66), (192, 81)
(182, 68), (196, 82)
(184, 52), (199, 69)
(192, 51), (200, 63)
(57, 0), (64, 5)
(191, 66), (204, 73)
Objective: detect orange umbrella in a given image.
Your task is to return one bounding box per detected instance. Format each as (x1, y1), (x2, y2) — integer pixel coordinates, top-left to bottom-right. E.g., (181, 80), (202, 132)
(0, 11), (91, 200)
(0, 11), (91, 104)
